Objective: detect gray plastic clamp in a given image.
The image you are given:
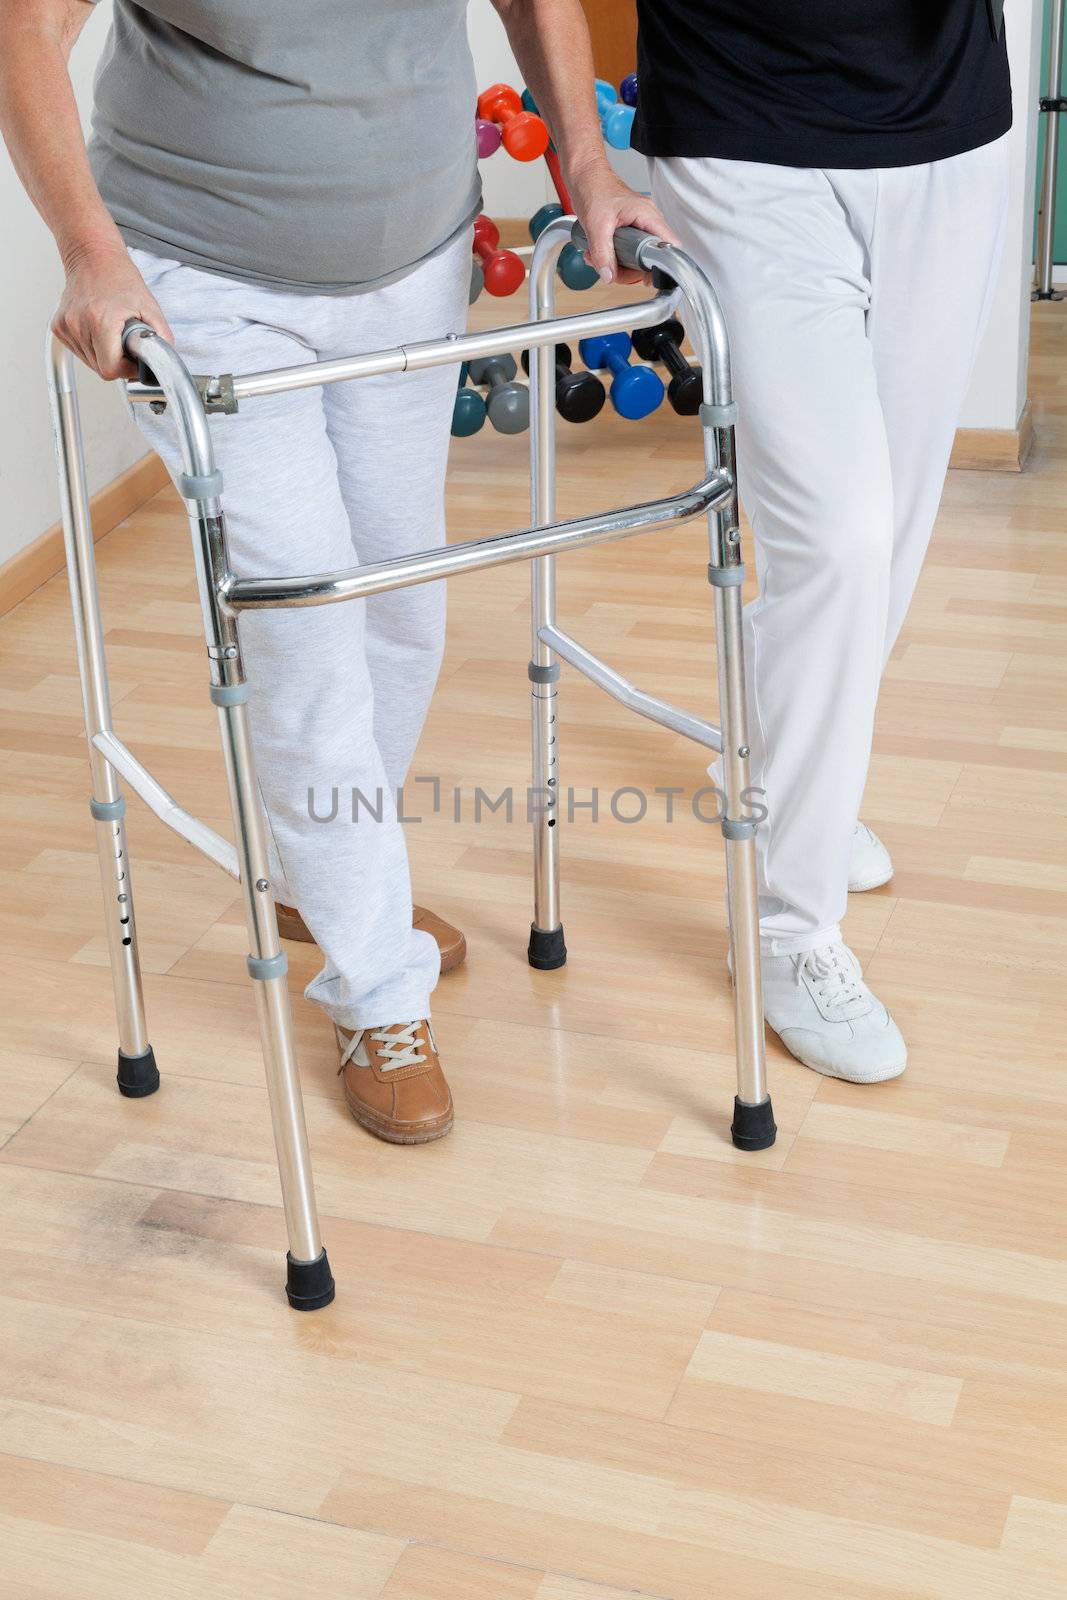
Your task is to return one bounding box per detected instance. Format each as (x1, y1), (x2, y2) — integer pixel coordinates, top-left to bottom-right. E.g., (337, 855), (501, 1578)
(707, 562), (745, 588)
(700, 401), (739, 429)
(178, 469), (224, 501)
(528, 662), (561, 684)
(90, 795), (126, 822)
(209, 681), (249, 707)
(247, 951), (288, 981)
(721, 816), (760, 841)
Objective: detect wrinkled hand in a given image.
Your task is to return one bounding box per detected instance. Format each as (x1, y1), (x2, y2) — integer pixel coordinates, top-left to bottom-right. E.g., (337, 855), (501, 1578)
(567, 159), (680, 285)
(53, 242), (173, 381)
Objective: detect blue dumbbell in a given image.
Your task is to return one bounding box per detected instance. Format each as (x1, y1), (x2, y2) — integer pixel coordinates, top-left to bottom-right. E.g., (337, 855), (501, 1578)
(595, 80), (635, 149)
(452, 363), (487, 437)
(602, 102), (635, 149)
(620, 73), (638, 108)
(529, 203), (599, 292)
(578, 333), (664, 420)
(594, 78), (617, 115)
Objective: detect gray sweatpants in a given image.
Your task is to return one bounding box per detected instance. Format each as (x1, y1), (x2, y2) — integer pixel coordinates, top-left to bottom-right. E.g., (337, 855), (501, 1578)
(128, 232), (471, 1029)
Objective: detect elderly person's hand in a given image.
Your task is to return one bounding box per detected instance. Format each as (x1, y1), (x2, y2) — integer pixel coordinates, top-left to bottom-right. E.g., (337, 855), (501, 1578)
(53, 240), (173, 381)
(567, 157), (680, 286)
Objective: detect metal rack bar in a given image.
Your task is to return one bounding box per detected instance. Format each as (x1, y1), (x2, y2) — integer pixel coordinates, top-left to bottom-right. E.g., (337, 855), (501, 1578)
(1036, 0), (1065, 301)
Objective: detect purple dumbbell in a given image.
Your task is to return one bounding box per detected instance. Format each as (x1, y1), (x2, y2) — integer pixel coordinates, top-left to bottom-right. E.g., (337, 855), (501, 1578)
(476, 116), (502, 159)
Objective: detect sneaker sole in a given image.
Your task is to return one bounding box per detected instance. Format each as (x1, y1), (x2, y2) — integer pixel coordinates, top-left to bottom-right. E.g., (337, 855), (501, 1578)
(848, 867), (894, 893)
(343, 1087), (454, 1144)
(769, 1025), (907, 1084)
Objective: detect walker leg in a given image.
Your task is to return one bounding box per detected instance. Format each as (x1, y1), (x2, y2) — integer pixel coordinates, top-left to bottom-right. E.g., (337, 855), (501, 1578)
(708, 424), (775, 1151)
(93, 798), (159, 1097)
(211, 671), (335, 1309)
(527, 286), (565, 969)
(174, 435), (333, 1307)
(528, 600), (566, 969)
(47, 344), (157, 1096)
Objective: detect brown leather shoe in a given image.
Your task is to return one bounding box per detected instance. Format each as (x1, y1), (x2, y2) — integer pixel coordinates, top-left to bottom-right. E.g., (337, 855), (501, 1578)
(276, 901), (466, 974)
(336, 1019), (453, 1144)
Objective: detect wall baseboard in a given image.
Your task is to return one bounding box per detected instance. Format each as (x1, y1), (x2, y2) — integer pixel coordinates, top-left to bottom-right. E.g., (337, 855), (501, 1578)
(0, 452), (169, 620)
(949, 399), (1034, 473)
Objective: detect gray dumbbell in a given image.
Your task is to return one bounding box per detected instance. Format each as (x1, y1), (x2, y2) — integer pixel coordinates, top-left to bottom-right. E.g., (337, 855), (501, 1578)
(467, 354), (529, 435)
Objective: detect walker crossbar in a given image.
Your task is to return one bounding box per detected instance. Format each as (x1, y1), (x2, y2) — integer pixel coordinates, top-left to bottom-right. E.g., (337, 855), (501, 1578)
(91, 731), (241, 880)
(223, 473), (731, 611)
(45, 220), (774, 1316)
(537, 624), (724, 752)
(124, 287), (680, 409)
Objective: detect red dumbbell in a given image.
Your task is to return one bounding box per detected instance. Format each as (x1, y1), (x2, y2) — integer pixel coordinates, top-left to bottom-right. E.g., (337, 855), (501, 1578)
(476, 82), (550, 162)
(472, 215), (525, 297)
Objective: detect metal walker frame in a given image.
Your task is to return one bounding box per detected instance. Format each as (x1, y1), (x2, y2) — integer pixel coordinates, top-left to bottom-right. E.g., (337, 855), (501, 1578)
(46, 221), (774, 1313)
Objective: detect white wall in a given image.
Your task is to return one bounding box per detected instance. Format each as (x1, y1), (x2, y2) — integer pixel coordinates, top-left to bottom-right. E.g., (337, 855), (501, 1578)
(960, 0), (1043, 430)
(0, 0), (143, 571)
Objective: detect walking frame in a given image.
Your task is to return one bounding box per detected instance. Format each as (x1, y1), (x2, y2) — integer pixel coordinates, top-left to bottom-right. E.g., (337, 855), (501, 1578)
(46, 220), (775, 1313)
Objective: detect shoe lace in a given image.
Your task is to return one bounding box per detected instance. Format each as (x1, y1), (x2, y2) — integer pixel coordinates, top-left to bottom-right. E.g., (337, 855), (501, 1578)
(340, 1020), (434, 1072)
(795, 943), (865, 1011)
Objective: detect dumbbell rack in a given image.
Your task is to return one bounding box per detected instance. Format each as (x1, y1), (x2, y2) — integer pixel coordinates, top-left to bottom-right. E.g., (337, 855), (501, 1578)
(45, 218), (773, 1315)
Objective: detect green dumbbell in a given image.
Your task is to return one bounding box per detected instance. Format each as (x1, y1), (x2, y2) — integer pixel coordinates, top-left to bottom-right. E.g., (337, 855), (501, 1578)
(529, 204), (599, 292)
(452, 362), (487, 437)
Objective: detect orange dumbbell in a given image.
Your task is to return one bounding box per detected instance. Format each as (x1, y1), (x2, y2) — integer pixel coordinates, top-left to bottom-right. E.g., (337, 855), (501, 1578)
(476, 82), (550, 162)
(472, 215), (526, 297)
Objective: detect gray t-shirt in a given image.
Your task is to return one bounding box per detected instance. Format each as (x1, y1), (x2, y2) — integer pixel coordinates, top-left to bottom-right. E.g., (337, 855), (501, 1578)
(88, 0), (481, 293)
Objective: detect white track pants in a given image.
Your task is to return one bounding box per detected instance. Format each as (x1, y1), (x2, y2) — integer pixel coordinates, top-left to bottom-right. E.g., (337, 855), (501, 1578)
(129, 233), (471, 1028)
(651, 140), (1010, 952)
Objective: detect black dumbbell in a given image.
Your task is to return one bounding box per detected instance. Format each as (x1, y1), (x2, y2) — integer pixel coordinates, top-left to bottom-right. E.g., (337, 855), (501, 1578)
(467, 354), (530, 434)
(521, 343), (606, 424)
(630, 319), (703, 417)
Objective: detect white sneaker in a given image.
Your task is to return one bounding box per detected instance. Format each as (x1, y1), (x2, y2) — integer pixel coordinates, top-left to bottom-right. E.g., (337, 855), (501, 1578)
(761, 940), (907, 1083)
(849, 822), (893, 892)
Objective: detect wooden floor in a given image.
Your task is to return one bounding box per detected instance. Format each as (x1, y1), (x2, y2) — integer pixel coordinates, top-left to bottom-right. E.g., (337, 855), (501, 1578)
(0, 292), (1065, 1599)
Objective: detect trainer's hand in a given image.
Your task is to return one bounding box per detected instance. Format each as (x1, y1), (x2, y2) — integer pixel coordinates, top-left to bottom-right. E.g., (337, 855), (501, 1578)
(568, 157), (680, 285)
(52, 242), (173, 381)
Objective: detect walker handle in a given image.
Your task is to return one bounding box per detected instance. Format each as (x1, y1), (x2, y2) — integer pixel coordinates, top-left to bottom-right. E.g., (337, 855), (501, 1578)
(121, 317), (158, 386)
(570, 222), (659, 274)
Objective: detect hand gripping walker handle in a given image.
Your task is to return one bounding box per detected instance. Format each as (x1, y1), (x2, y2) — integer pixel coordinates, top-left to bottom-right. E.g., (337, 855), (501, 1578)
(569, 222), (660, 275)
(121, 317), (159, 386)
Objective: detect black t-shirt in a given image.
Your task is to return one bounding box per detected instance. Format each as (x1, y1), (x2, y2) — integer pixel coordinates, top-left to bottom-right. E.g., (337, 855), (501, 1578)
(632, 1), (1012, 168)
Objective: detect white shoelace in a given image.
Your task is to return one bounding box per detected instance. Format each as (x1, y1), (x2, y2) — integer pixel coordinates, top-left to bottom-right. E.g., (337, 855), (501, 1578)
(340, 1020), (434, 1072)
(795, 943), (865, 1012)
